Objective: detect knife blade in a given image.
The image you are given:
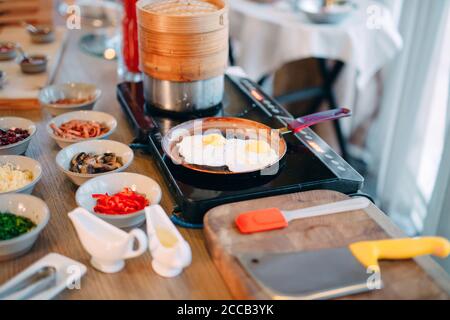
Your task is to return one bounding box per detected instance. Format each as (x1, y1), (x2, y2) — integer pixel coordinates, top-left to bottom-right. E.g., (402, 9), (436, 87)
(236, 237), (450, 300)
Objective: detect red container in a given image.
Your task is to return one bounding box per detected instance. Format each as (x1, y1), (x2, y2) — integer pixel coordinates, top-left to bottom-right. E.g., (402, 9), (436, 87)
(123, 0), (140, 73)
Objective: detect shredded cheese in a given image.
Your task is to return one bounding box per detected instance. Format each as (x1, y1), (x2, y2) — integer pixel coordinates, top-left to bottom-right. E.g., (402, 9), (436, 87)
(0, 163), (33, 193)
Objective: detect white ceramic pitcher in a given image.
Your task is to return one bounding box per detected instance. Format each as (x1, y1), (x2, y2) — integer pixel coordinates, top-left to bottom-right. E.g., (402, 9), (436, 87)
(69, 208), (148, 273)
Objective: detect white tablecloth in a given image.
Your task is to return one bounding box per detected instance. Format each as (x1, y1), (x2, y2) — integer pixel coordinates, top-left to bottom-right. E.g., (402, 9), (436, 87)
(229, 0), (402, 89)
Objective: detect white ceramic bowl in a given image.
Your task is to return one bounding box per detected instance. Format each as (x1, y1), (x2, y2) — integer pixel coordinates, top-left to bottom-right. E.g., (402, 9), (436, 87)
(0, 70), (6, 89)
(75, 172), (162, 229)
(0, 117), (37, 155)
(299, 0), (357, 24)
(0, 155), (42, 195)
(39, 83), (102, 117)
(0, 41), (17, 61)
(56, 140), (134, 186)
(47, 111), (117, 148)
(28, 25), (55, 44)
(0, 194), (50, 261)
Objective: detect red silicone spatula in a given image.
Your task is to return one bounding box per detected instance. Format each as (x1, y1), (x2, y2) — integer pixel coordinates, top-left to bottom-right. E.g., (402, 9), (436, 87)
(235, 197), (370, 234)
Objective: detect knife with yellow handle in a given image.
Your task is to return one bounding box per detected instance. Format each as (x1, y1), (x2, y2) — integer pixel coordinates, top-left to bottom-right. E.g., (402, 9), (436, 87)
(237, 237), (450, 300)
(350, 237), (450, 268)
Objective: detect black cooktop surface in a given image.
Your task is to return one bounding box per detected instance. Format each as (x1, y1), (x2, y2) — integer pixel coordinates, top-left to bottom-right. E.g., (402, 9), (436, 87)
(118, 75), (363, 224)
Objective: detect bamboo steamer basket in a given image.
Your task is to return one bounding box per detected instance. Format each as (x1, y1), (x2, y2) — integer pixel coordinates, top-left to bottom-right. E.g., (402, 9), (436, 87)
(137, 0), (229, 81)
(136, 0), (229, 112)
(140, 50), (228, 82)
(138, 27), (228, 57)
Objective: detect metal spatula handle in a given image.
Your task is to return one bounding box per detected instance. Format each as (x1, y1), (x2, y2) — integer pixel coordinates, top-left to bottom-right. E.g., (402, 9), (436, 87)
(283, 197), (371, 222)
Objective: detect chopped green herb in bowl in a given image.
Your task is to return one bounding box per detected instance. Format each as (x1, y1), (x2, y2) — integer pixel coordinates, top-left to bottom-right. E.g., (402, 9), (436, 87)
(0, 212), (36, 241)
(0, 194), (49, 260)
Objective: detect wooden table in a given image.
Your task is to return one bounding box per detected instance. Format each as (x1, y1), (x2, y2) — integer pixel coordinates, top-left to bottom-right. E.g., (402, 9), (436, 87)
(0, 30), (232, 299)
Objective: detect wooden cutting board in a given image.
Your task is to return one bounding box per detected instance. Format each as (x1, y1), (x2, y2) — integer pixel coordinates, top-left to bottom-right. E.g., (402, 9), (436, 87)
(204, 190), (450, 299)
(0, 26), (67, 109)
(0, 0), (53, 26)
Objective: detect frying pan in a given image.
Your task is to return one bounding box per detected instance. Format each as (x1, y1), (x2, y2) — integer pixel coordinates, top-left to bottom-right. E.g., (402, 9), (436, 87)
(161, 108), (351, 175)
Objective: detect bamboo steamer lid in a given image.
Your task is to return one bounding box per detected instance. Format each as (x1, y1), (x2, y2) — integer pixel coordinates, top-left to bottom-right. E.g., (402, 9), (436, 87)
(137, 0), (229, 82)
(137, 0), (228, 33)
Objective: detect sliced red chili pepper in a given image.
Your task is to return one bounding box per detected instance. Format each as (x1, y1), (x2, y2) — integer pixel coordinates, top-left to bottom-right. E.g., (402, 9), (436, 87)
(92, 187), (150, 215)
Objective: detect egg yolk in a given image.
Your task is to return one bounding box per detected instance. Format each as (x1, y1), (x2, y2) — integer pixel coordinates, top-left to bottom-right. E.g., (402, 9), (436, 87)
(245, 140), (271, 154)
(202, 134), (225, 146)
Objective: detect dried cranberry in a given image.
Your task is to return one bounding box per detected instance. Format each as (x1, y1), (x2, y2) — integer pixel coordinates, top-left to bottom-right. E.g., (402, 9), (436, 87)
(0, 127), (29, 146)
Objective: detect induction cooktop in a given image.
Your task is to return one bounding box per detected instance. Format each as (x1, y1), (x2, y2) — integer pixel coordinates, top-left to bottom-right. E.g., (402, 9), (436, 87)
(117, 74), (364, 224)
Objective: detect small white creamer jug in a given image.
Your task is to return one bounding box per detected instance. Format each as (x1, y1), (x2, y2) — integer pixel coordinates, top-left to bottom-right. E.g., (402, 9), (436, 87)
(145, 205), (192, 277)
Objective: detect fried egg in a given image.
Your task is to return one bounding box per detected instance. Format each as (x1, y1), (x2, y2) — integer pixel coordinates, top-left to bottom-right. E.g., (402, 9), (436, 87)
(177, 133), (279, 172)
(177, 133), (227, 167)
(226, 138), (279, 173)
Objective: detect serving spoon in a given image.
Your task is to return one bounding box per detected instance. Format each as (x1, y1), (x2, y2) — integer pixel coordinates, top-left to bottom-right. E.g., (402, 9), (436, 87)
(15, 45), (29, 62)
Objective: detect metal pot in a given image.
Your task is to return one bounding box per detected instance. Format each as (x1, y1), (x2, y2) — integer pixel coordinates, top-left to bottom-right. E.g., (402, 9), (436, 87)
(143, 74), (224, 112)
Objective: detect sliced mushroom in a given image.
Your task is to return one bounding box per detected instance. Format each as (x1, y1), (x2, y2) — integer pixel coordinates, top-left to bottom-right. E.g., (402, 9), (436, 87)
(69, 152), (124, 174)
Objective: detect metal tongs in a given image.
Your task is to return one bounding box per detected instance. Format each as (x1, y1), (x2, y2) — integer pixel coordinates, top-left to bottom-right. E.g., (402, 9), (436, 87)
(0, 266), (57, 300)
